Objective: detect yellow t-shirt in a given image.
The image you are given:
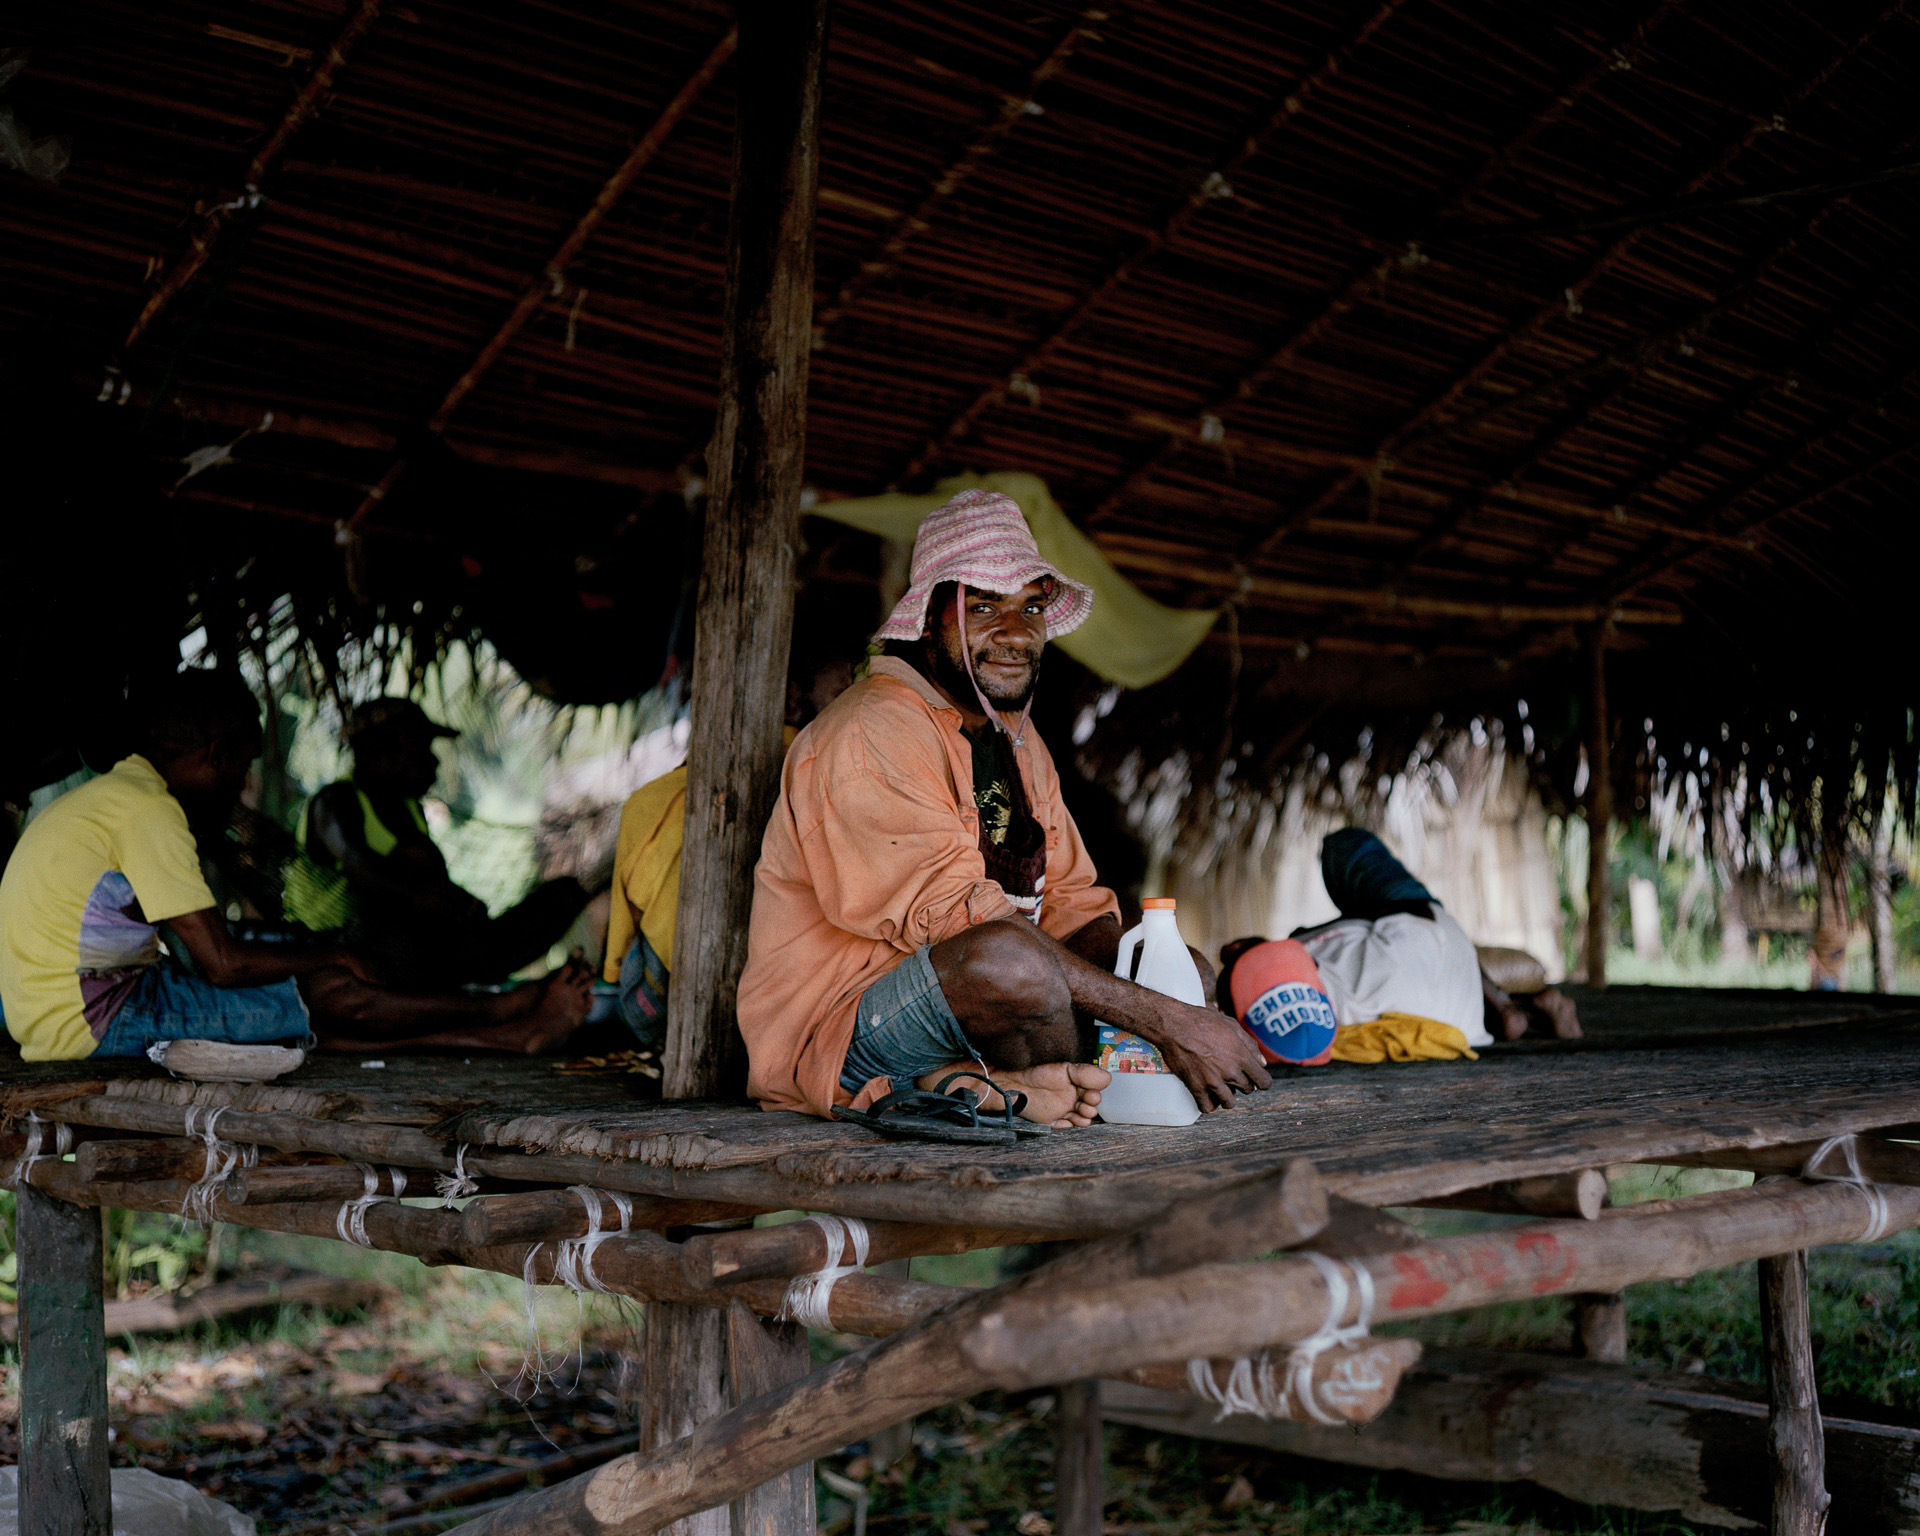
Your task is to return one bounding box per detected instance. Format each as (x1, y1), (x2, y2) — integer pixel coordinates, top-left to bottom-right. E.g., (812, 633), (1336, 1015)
(602, 766), (686, 982)
(0, 755), (217, 1061)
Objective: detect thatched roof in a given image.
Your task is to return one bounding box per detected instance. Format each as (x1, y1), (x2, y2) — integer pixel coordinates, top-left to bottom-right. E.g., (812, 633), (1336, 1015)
(2, 0), (1915, 828)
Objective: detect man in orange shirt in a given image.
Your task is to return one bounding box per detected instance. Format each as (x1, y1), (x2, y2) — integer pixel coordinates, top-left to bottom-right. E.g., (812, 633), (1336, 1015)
(739, 490), (1269, 1131)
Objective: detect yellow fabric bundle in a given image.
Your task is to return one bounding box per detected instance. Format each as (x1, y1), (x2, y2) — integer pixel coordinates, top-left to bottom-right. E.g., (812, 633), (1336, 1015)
(1331, 1012), (1479, 1064)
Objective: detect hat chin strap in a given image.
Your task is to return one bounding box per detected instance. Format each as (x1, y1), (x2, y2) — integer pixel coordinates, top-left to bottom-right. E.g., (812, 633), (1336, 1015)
(958, 584), (1032, 748)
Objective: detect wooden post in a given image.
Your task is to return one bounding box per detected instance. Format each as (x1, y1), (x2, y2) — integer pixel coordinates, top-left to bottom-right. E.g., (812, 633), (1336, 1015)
(865, 1257), (917, 1472)
(727, 1301), (816, 1536)
(1054, 1380), (1104, 1536)
(1571, 1292), (1627, 1363)
(665, 0), (827, 1100)
(1584, 623), (1613, 988)
(16, 1184), (112, 1536)
(653, 2), (828, 1531)
(1759, 1252), (1829, 1536)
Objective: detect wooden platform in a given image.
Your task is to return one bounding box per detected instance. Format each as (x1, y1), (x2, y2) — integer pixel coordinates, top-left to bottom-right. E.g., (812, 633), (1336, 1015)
(9, 986), (1920, 1232)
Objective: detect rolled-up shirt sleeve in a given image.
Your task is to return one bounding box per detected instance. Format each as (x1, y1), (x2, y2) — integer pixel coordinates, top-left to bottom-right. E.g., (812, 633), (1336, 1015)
(791, 711), (1015, 951)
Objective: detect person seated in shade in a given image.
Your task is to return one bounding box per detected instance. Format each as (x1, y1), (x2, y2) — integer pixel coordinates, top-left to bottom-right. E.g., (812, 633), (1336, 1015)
(0, 672), (588, 1063)
(1217, 827), (1582, 1051)
(737, 489), (1270, 1128)
(602, 651), (855, 1051)
(287, 698), (600, 990)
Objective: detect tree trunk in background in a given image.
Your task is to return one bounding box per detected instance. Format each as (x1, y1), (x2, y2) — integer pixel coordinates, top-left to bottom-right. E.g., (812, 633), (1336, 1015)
(1869, 802), (1896, 993)
(652, 5), (828, 1532)
(1583, 625), (1613, 988)
(665, 0), (828, 1100)
(1809, 804), (1850, 992)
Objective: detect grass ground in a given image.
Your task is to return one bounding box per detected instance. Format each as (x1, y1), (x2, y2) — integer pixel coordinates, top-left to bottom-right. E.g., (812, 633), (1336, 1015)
(6, 1167), (1920, 1535)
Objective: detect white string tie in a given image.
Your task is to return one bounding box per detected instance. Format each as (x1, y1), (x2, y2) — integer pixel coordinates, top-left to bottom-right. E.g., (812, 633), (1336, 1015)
(1186, 1252), (1376, 1424)
(435, 1144), (479, 1207)
(777, 1214), (872, 1330)
(179, 1107), (256, 1228)
(8, 1114), (72, 1189)
(553, 1187), (634, 1294)
(335, 1164), (406, 1248)
(1803, 1134), (1893, 1242)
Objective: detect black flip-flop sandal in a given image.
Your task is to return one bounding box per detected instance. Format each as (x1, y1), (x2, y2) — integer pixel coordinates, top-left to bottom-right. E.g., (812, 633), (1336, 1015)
(833, 1082), (1018, 1145)
(931, 1071), (1051, 1139)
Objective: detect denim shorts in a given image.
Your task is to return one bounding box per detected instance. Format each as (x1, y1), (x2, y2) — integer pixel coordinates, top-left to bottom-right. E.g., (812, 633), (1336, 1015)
(92, 961), (311, 1059)
(839, 945), (976, 1093)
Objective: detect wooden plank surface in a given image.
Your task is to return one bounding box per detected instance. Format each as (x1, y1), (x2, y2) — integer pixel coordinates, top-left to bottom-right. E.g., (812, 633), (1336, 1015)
(10, 991), (1920, 1231)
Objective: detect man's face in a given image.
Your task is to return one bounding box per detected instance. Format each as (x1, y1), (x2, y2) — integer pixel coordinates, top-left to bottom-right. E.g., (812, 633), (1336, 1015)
(927, 581), (1050, 710)
(359, 731), (443, 796)
(163, 733), (260, 826)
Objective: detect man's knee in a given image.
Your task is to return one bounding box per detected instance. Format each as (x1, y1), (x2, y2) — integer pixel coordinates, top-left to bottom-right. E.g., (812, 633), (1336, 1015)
(932, 921), (1071, 1028)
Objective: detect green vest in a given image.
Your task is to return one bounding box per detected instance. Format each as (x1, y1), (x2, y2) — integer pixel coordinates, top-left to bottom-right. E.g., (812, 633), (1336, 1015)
(282, 787), (430, 933)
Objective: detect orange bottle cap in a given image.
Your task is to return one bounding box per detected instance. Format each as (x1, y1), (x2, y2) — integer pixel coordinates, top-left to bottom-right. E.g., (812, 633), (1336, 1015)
(1141, 897), (1178, 909)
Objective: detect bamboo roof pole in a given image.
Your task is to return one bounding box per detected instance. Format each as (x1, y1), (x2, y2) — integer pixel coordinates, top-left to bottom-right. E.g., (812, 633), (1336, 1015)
(1500, 238), (1920, 600)
(887, 0), (1413, 490)
(1081, 0), (1687, 531)
(344, 26), (738, 532)
(1244, 0), (1912, 560)
(121, 0), (386, 354)
(655, 6), (827, 1535)
(810, 10), (1100, 346)
(1388, 124), (1920, 594)
(1596, 361), (1920, 607)
(1603, 431), (1920, 611)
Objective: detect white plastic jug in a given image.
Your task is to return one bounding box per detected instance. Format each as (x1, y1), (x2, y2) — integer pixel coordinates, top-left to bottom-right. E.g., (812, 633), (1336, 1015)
(1096, 897), (1204, 1126)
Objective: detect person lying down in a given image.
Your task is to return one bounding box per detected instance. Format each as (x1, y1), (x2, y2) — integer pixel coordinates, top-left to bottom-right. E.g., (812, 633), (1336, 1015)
(0, 671), (589, 1065)
(737, 489), (1270, 1137)
(1216, 827), (1582, 1066)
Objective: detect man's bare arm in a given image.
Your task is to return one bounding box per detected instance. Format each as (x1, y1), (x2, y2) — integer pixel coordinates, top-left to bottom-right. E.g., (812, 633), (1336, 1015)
(1025, 916), (1270, 1109)
(166, 908), (376, 989)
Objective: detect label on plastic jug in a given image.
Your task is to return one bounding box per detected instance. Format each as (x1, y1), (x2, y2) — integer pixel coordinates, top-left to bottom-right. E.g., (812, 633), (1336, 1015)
(1096, 1022), (1172, 1074)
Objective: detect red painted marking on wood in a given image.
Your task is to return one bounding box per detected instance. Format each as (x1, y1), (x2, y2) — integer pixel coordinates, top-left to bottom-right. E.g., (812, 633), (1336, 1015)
(1388, 1252), (1449, 1309)
(1516, 1229), (1580, 1294)
(1467, 1243), (1508, 1290)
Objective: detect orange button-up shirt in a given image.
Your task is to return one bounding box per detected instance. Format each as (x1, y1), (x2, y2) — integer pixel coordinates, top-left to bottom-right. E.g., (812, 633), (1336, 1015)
(739, 657), (1120, 1117)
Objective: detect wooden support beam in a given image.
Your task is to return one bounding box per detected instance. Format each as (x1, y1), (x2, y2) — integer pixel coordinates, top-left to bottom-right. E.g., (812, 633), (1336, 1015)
(345, 25), (737, 530)
(1086, 0), (1684, 532)
(1053, 1381), (1104, 1536)
(1584, 623), (1613, 987)
(665, 0), (826, 1099)
(1571, 1293), (1627, 1363)
(1103, 1345), (1920, 1532)
(1412, 1168), (1608, 1221)
(1651, 1133), (1920, 1184)
(1760, 1252), (1830, 1536)
(679, 1218), (1063, 1290)
(123, 0), (385, 352)
(726, 1301), (815, 1536)
(653, 7), (828, 1533)
(15, 1183), (111, 1536)
(1243, 2), (1907, 558)
(891, 0), (1412, 488)
(461, 1190), (761, 1246)
(226, 1162), (420, 1204)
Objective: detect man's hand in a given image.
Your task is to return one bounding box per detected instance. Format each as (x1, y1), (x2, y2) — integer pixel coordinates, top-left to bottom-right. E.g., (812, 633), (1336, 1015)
(325, 946), (383, 987)
(1134, 996), (1271, 1110)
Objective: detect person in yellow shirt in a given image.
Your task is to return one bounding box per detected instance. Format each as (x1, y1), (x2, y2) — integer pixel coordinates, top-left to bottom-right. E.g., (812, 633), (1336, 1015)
(0, 672), (588, 1062)
(601, 768), (684, 1046)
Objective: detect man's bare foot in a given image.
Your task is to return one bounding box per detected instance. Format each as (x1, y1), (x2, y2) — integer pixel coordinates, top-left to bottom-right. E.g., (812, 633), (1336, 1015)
(915, 1061), (1110, 1129)
(1535, 987), (1583, 1040)
(1499, 1004), (1530, 1041)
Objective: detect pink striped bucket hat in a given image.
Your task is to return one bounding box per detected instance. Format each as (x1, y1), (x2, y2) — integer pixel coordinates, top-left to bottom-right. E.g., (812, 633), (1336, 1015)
(873, 489), (1094, 643)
